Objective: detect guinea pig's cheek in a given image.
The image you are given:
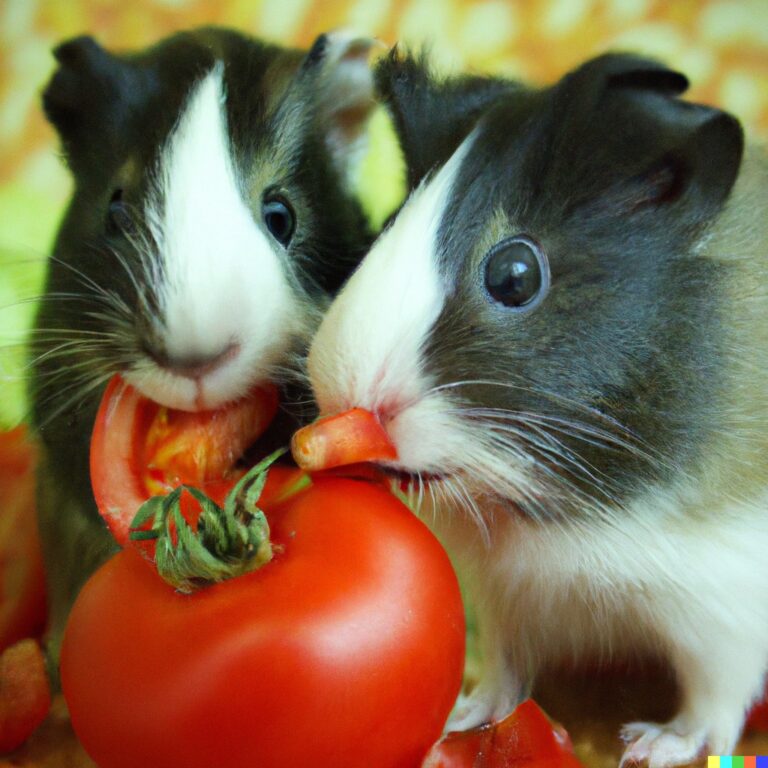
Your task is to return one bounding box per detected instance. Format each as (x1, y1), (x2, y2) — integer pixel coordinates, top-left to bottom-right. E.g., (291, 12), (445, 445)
(386, 397), (467, 474)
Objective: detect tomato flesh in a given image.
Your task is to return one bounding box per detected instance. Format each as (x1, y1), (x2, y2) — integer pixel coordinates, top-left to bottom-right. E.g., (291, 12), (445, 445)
(423, 700), (584, 768)
(61, 478), (466, 768)
(90, 375), (279, 548)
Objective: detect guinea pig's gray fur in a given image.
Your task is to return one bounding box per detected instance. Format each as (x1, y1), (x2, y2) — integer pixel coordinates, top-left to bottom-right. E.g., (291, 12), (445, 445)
(306, 49), (768, 767)
(32, 27), (376, 680)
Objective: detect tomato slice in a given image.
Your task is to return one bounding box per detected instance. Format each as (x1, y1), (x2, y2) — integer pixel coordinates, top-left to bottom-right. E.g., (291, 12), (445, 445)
(90, 375), (279, 549)
(291, 408), (397, 471)
(422, 700), (584, 768)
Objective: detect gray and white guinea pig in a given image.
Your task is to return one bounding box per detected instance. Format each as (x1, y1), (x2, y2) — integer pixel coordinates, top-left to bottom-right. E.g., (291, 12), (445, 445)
(305, 49), (768, 766)
(32, 27), (376, 677)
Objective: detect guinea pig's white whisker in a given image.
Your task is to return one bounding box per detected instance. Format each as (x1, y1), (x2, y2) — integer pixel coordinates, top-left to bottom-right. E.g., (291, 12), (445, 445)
(435, 381), (665, 473)
(444, 473), (491, 544)
(0, 251), (51, 266)
(483, 408), (634, 452)
(32, 369), (112, 430)
(416, 473), (426, 512)
(426, 377), (647, 445)
(480, 408), (666, 496)
(123, 210), (162, 285)
(0, 291), (101, 312)
(48, 254), (136, 323)
(24, 346), (106, 373)
(514, 411), (662, 468)
(83, 308), (134, 331)
(486, 427), (623, 510)
(105, 243), (148, 309)
(496, 420), (618, 488)
(47, 256), (115, 302)
(28, 334), (113, 353)
(269, 362), (313, 387)
(27, 326), (123, 338)
(434, 416), (602, 525)
(25, 350), (115, 376)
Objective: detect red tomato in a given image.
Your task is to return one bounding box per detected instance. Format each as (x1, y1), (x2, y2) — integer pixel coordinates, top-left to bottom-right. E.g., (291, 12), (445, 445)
(0, 427), (46, 652)
(422, 699), (584, 768)
(90, 375), (279, 548)
(61, 478), (466, 768)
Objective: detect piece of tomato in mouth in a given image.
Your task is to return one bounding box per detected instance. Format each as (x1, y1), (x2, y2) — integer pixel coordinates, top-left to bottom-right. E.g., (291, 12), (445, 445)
(91, 375), (280, 549)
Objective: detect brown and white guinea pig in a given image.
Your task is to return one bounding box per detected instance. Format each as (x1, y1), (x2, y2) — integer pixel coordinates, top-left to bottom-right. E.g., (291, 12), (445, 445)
(32, 27), (377, 677)
(303, 50), (768, 766)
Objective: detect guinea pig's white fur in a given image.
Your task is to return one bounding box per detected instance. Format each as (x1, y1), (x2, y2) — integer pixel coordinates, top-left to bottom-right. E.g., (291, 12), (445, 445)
(127, 65), (309, 411)
(307, 110), (768, 768)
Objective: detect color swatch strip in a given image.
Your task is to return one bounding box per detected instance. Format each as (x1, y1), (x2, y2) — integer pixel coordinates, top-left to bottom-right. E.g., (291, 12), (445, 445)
(708, 757), (768, 768)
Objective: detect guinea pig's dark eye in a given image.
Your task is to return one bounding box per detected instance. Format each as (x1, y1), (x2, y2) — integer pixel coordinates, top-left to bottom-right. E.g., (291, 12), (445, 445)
(483, 236), (550, 311)
(106, 189), (134, 236)
(262, 196), (296, 247)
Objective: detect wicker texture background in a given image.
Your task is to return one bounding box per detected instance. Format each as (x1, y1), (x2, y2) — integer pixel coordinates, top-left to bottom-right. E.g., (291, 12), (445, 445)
(1, 0), (767, 424)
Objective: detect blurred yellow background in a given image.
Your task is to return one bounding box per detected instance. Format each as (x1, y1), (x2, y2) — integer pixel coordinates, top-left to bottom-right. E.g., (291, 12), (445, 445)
(1, 0), (767, 426)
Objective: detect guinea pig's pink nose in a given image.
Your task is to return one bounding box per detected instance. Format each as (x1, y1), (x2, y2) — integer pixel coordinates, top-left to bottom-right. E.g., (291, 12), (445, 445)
(291, 408), (398, 472)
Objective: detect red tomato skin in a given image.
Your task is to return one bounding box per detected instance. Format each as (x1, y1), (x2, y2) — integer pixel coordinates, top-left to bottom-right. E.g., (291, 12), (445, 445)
(61, 478), (465, 768)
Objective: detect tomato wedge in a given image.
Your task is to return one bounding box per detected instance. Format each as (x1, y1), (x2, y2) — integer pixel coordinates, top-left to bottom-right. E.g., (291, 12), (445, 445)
(422, 700), (584, 768)
(90, 375), (279, 549)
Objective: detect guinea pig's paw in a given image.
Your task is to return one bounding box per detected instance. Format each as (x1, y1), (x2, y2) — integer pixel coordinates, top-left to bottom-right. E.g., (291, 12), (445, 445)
(445, 685), (517, 733)
(619, 720), (705, 768)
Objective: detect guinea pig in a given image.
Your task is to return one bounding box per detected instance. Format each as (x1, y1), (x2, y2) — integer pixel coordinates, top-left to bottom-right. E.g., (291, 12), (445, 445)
(32, 26), (377, 678)
(301, 49), (768, 766)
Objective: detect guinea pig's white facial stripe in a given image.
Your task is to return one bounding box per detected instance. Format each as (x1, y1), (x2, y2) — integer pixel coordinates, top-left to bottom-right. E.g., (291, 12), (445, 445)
(134, 64), (306, 410)
(308, 132), (475, 422)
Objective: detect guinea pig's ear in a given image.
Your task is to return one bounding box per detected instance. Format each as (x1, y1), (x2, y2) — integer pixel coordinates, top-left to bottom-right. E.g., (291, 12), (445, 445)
(42, 36), (140, 176)
(614, 106), (743, 224)
(375, 48), (519, 189)
(301, 31), (379, 186)
(557, 54), (744, 224)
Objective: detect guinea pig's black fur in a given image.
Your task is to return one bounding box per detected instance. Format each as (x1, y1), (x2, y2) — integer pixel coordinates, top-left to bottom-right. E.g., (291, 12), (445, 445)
(33, 27), (376, 679)
(422, 54), (741, 509)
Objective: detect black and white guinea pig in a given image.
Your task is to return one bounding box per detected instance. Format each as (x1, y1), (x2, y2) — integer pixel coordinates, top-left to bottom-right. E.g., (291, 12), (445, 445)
(306, 49), (768, 767)
(32, 27), (376, 674)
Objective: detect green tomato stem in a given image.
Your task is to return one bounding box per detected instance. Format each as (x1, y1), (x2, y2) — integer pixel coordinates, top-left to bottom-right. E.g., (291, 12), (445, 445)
(129, 448), (287, 593)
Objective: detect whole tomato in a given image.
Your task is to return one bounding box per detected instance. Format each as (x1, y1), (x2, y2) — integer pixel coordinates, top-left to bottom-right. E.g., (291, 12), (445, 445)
(61, 476), (466, 768)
